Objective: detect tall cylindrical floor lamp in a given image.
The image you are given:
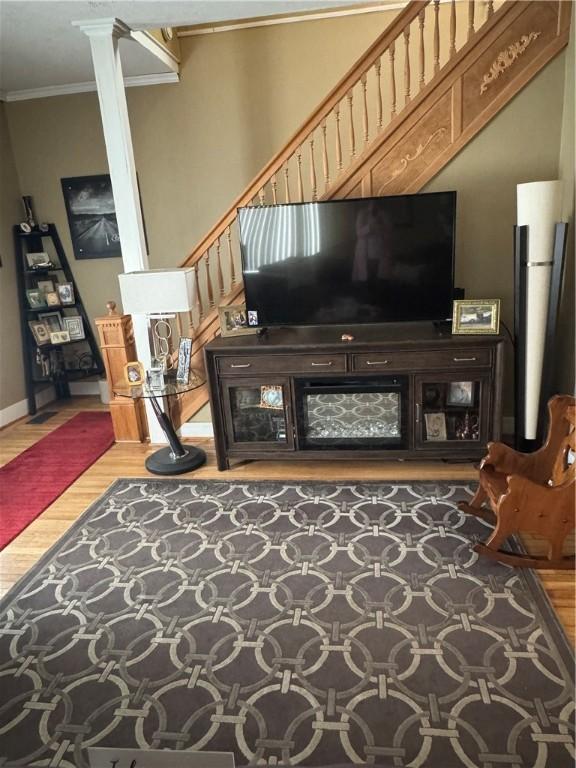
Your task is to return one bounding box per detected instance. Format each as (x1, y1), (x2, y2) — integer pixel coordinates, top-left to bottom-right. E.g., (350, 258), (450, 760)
(515, 181), (568, 450)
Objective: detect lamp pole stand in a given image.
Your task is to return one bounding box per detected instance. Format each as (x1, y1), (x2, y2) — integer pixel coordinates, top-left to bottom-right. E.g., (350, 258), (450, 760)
(145, 393), (206, 475)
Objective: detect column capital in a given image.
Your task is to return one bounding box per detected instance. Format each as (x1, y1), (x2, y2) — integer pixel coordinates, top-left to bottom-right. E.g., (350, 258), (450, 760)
(72, 17), (131, 39)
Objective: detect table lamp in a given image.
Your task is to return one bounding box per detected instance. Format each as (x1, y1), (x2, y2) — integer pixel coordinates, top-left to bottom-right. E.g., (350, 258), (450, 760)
(118, 268), (195, 375)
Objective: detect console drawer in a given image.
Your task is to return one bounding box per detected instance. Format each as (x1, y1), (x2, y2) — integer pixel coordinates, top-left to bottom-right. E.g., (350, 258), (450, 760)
(352, 348), (491, 371)
(217, 353), (347, 375)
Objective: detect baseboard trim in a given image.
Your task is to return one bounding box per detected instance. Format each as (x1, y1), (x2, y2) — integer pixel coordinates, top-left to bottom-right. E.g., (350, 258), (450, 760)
(0, 386), (56, 428)
(69, 381), (101, 396)
(180, 422), (214, 438)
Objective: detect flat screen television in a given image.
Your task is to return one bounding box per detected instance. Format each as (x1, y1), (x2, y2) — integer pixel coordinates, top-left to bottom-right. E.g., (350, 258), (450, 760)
(238, 191), (456, 327)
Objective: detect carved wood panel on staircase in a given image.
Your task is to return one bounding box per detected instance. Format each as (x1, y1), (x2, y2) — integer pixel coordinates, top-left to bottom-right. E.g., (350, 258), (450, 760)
(171, 0), (570, 429)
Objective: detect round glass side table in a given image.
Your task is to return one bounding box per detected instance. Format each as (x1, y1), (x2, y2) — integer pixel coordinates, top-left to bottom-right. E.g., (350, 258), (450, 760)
(114, 371), (206, 476)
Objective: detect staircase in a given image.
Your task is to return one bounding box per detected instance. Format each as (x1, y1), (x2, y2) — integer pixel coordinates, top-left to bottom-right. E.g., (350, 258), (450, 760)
(172, 0), (571, 429)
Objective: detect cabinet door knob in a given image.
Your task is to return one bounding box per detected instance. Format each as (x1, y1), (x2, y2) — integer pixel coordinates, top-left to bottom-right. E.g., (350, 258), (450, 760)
(311, 361), (333, 366)
(230, 363), (251, 368)
(453, 356), (477, 362)
(366, 360), (389, 366)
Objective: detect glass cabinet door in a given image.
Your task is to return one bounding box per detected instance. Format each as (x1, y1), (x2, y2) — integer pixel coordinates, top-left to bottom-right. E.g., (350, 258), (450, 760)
(415, 373), (489, 448)
(221, 378), (294, 450)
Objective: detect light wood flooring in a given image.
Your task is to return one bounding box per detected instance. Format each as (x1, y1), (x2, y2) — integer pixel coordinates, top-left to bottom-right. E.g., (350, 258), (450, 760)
(1, 397), (574, 644)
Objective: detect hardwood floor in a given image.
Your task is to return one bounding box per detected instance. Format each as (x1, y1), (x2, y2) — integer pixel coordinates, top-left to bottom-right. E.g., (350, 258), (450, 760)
(1, 397), (574, 644)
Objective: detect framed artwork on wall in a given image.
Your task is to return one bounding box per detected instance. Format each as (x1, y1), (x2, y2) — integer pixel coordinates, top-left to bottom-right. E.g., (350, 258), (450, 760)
(61, 175), (122, 260)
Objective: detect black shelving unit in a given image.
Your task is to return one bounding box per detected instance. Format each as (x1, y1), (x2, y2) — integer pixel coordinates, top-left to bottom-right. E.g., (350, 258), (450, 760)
(13, 223), (104, 415)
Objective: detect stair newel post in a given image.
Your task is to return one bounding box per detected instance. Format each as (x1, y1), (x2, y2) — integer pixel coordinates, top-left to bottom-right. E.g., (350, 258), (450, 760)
(468, 0), (475, 40)
(334, 103), (343, 171)
(388, 42), (397, 118)
(346, 90), (356, 159)
(296, 150), (304, 203)
(418, 9), (426, 90)
(321, 120), (330, 191)
(361, 73), (369, 145)
(433, 0), (440, 73)
(375, 57), (383, 130)
(194, 263), (203, 321)
(216, 236), (225, 298)
(450, 0), (457, 57)
(403, 26), (411, 105)
(309, 136), (317, 202)
(271, 174), (278, 205)
(283, 162), (291, 203)
(205, 250), (215, 310)
(226, 226), (236, 287)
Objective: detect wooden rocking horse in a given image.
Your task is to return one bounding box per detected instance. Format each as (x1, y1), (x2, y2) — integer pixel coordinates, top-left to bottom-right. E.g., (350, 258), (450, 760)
(459, 394), (575, 569)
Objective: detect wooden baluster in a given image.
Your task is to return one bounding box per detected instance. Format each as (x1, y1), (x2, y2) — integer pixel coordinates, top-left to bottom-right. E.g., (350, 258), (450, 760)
(346, 90), (355, 158)
(283, 162), (291, 203)
(296, 149), (304, 203)
(205, 251), (214, 310)
(194, 263), (203, 320)
(468, 0), (475, 39)
(487, 0), (494, 19)
(433, 0), (440, 74)
(335, 104), (343, 171)
(226, 226), (236, 286)
(309, 137), (317, 201)
(321, 120), (330, 191)
(271, 173), (278, 205)
(403, 27), (411, 106)
(375, 57), (383, 130)
(389, 42), (397, 118)
(450, 0), (457, 57)
(418, 9), (426, 89)
(216, 237), (224, 298)
(361, 73), (369, 144)
(258, 187), (265, 206)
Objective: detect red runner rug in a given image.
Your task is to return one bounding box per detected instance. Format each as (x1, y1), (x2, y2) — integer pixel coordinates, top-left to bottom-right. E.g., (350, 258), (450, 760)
(0, 411), (114, 551)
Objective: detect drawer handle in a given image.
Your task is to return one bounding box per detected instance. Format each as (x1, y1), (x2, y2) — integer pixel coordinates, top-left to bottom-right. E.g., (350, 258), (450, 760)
(230, 363), (252, 368)
(453, 356), (477, 362)
(311, 361), (333, 367)
(366, 360), (389, 366)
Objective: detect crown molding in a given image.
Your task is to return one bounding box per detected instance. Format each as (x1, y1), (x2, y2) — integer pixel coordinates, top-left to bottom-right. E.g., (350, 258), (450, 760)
(3, 72), (179, 102)
(129, 29), (180, 71)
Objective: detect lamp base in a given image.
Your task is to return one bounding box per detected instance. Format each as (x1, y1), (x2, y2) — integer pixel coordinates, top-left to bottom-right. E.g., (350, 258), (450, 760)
(145, 445), (207, 476)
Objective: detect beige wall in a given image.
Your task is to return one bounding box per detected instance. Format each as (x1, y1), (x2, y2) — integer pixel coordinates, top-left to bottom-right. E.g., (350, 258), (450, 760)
(425, 53), (567, 416)
(3, 8), (571, 421)
(0, 102), (26, 411)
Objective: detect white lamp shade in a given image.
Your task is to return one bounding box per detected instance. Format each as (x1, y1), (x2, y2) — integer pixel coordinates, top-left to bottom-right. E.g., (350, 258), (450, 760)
(119, 268), (195, 315)
(517, 180), (563, 439)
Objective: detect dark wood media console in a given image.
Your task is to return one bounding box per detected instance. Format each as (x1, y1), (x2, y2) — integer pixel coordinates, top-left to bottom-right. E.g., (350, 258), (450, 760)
(205, 324), (505, 470)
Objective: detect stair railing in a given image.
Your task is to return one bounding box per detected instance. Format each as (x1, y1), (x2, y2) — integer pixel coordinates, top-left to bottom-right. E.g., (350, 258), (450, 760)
(180, 0), (504, 343)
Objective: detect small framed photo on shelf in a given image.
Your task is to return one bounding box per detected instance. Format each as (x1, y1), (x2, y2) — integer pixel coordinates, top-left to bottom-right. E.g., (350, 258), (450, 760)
(63, 315), (85, 341)
(447, 381), (474, 406)
(45, 291), (61, 307)
(37, 279), (54, 294)
(38, 312), (62, 333)
(424, 412), (447, 441)
(125, 361), (145, 386)
(28, 320), (50, 346)
(26, 252), (51, 269)
(57, 282), (75, 305)
(176, 338), (193, 384)
(26, 289), (47, 309)
(452, 299), (500, 335)
(219, 304), (256, 337)
(50, 330), (70, 345)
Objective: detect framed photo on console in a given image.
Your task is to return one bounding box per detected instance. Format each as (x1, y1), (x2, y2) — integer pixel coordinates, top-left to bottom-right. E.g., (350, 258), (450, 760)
(424, 412), (447, 441)
(219, 304), (256, 337)
(452, 299), (500, 335)
(176, 337), (192, 383)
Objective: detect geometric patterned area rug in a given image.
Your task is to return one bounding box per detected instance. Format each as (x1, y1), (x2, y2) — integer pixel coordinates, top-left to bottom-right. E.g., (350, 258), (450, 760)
(0, 479), (573, 767)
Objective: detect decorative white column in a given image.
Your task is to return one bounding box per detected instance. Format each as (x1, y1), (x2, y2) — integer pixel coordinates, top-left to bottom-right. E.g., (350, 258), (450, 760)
(73, 17), (164, 443)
